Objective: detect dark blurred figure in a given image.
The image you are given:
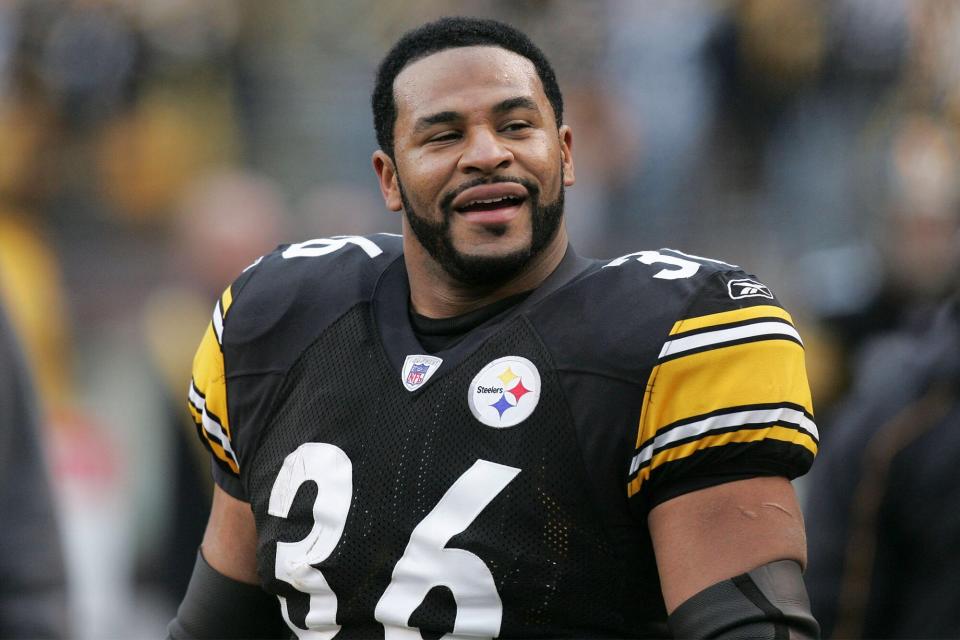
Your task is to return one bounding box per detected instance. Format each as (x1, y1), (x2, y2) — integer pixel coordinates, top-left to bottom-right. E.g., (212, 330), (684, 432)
(803, 108), (960, 637)
(0, 299), (67, 638)
(804, 289), (960, 637)
(795, 112), (960, 421)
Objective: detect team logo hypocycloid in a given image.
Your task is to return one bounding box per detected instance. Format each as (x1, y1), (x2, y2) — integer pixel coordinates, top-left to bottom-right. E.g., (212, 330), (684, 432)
(468, 356), (541, 428)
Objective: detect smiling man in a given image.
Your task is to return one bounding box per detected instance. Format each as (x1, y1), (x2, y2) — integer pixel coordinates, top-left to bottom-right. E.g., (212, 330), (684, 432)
(376, 44), (571, 304)
(170, 17), (820, 639)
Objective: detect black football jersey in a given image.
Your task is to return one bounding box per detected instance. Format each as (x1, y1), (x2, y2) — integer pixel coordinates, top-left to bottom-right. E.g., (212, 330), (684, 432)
(188, 234), (817, 639)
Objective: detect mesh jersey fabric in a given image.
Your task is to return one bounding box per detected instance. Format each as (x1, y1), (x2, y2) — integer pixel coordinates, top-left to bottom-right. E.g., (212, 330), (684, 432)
(248, 307), (644, 637)
(187, 234), (817, 638)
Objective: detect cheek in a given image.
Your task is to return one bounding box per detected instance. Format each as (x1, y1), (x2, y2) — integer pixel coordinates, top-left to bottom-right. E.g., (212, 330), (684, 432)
(525, 141), (563, 189)
(400, 155), (449, 204)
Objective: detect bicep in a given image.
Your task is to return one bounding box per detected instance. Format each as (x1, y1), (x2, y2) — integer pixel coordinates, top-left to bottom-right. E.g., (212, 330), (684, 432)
(202, 484), (260, 585)
(649, 475), (807, 613)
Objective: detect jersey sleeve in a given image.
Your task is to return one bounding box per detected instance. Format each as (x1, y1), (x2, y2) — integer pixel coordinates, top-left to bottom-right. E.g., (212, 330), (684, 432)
(183, 236), (403, 502)
(626, 269), (818, 510)
(187, 284), (245, 499)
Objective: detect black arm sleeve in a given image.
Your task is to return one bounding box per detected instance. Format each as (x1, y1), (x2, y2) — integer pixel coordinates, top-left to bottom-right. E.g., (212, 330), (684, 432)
(668, 560), (819, 639)
(168, 550), (290, 639)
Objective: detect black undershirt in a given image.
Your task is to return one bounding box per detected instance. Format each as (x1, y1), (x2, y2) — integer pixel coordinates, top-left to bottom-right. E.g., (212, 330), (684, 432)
(409, 291), (532, 353)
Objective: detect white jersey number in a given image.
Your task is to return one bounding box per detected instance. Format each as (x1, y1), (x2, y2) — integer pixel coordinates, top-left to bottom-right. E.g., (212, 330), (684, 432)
(269, 443), (352, 639)
(281, 236), (384, 259)
(269, 444), (520, 639)
(603, 250), (701, 279)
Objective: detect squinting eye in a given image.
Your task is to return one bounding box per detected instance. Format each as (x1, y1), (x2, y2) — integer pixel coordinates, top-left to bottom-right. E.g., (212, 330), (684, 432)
(430, 132), (460, 143)
(502, 122), (531, 132)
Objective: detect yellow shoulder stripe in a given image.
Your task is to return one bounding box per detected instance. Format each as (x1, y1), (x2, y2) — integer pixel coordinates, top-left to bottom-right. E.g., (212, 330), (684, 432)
(188, 289), (239, 475)
(221, 286), (233, 315)
(670, 304), (793, 335)
(637, 338), (812, 448)
(628, 301), (816, 498)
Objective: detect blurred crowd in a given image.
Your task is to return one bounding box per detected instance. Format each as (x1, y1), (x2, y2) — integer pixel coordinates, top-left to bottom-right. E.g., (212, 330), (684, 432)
(0, 0), (957, 637)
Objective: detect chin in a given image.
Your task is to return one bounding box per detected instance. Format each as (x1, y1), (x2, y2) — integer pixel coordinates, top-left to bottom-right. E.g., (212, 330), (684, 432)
(455, 222), (531, 248)
(453, 237), (530, 260)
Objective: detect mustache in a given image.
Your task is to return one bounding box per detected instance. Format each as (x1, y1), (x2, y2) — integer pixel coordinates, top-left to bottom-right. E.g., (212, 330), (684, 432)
(439, 176), (540, 215)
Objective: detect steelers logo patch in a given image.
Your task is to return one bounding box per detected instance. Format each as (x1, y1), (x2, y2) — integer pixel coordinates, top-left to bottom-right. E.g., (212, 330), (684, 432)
(468, 356), (541, 428)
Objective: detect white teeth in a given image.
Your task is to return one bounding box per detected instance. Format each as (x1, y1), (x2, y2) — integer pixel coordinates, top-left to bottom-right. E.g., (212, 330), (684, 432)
(464, 196), (517, 207)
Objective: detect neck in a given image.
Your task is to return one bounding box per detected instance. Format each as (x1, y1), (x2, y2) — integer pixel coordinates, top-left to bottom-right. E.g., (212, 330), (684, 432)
(405, 224), (568, 319)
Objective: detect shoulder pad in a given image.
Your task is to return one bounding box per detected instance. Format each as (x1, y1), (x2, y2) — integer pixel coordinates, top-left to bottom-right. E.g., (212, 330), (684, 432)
(187, 233), (402, 485)
(224, 234), (402, 368)
(532, 247), (817, 508)
(611, 250), (816, 506)
(536, 248), (754, 383)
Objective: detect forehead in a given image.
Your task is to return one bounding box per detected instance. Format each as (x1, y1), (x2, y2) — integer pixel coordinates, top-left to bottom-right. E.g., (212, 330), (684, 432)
(393, 46), (546, 124)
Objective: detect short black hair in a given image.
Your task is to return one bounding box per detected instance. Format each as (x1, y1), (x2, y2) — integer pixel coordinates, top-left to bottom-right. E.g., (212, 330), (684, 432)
(372, 17), (564, 159)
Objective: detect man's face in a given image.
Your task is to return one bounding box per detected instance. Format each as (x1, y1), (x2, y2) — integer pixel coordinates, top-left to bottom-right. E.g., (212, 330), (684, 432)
(375, 46), (575, 286)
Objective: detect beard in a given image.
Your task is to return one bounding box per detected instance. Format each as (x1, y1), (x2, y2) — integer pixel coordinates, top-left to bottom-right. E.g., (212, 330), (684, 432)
(398, 173), (565, 288)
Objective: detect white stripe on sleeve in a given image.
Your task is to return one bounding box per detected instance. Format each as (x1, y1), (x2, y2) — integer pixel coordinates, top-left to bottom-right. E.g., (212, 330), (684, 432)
(188, 382), (238, 466)
(659, 321), (802, 360)
(629, 406), (817, 475)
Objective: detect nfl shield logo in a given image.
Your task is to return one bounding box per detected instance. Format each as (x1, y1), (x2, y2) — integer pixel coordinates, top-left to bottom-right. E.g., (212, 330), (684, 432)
(401, 354), (443, 392)
(407, 363), (429, 386)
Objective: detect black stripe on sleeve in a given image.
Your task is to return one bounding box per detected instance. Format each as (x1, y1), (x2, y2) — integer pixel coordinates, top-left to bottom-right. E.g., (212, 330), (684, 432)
(733, 573), (790, 640)
(631, 420), (817, 479)
(668, 315), (795, 341)
(639, 401), (816, 450)
(658, 333), (804, 365)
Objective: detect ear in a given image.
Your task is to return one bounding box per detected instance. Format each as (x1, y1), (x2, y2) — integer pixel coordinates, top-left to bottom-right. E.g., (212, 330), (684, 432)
(372, 150), (403, 212)
(559, 125), (575, 187)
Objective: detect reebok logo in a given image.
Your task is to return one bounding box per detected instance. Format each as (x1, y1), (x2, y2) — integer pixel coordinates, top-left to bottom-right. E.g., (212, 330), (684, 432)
(727, 278), (774, 300)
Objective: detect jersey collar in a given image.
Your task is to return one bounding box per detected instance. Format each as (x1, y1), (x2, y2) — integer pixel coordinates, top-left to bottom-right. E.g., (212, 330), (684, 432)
(371, 244), (593, 391)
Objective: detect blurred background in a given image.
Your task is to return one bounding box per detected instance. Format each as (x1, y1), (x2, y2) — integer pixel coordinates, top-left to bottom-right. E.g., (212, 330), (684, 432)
(0, 0), (957, 637)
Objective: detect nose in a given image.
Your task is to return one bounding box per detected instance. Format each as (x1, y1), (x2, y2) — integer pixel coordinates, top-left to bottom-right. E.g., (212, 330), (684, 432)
(457, 126), (513, 174)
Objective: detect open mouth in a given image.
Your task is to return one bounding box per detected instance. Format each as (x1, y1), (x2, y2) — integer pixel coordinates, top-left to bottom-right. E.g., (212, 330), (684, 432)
(450, 183), (530, 223)
(455, 194), (526, 214)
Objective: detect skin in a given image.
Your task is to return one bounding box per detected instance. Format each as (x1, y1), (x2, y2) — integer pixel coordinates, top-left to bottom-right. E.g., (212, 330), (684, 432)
(197, 45), (809, 621)
(649, 476), (807, 613)
(201, 486), (259, 584)
(372, 46), (574, 318)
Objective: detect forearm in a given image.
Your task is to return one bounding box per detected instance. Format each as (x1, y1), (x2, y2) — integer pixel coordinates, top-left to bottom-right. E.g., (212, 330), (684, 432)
(168, 550), (289, 640)
(668, 560), (819, 640)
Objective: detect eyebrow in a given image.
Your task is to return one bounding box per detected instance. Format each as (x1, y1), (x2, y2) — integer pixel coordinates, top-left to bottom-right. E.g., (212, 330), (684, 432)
(413, 110), (459, 133)
(492, 96), (539, 115)
(412, 96), (541, 133)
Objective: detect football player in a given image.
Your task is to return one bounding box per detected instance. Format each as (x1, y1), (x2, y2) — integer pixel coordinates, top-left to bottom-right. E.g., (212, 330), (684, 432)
(170, 17), (819, 639)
